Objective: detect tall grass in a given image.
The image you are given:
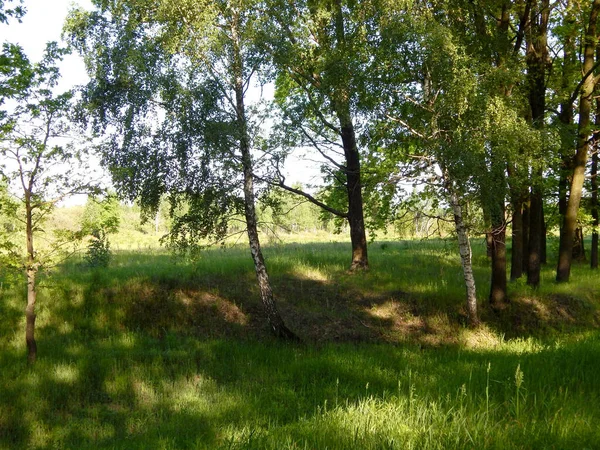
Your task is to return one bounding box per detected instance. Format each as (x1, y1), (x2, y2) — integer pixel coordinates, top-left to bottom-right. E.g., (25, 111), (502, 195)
(0, 238), (599, 449)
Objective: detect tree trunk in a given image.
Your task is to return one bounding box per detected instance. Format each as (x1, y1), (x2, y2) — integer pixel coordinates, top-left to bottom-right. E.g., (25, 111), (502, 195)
(541, 205), (547, 264)
(231, 11), (297, 340)
(592, 98), (599, 269)
(525, 0), (548, 288)
(487, 146), (507, 307)
(510, 201), (524, 280)
(557, 0), (600, 282)
(25, 195), (37, 364)
(447, 180), (478, 326)
(331, 0), (368, 271)
(527, 182), (543, 287)
(339, 118), (368, 271)
(522, 197), (530, 272)
(573, 226), (586, 262)
(489, 212), (507, 308)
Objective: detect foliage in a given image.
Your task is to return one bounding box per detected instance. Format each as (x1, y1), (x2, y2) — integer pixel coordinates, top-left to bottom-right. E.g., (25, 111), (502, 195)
(81, 194), (120, 267)
(0, 43), (96, 269)
(81, 194), (120, 236)
(65, 0), (281, 252)
(85, 228), (111, 268)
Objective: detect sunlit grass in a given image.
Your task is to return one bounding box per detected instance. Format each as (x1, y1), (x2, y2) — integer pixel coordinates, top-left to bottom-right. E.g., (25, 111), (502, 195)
(1, 237), (599, 448)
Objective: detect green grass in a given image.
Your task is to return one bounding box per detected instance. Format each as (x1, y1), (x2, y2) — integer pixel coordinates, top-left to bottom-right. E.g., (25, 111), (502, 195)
(1, 238), (599, 449)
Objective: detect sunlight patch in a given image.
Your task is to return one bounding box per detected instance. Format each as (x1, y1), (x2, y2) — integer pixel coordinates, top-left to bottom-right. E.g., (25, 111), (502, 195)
(293, 265), (330, 283)
(53, 363), (79, 383)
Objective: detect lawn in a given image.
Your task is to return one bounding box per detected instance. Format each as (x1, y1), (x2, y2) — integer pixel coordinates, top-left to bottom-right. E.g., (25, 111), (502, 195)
(0, 239), (599, 449)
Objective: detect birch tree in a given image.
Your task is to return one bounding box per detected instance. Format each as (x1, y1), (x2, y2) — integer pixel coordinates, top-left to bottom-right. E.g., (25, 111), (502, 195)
(66, 0), (298, 339)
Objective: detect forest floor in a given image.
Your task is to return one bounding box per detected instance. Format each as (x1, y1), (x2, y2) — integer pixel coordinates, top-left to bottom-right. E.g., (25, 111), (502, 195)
(1, 238), (599, 449)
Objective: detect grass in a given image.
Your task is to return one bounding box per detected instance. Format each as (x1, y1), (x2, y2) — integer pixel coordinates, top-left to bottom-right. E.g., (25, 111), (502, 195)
(1, 238), (599, 449)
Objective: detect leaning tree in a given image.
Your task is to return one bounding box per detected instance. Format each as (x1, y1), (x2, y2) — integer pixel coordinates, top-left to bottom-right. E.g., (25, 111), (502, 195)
(66, 0), (298, 339)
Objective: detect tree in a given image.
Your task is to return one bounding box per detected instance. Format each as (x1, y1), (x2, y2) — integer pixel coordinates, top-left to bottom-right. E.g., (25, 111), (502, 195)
(0, 43), (97, 363)
(81, 193), (120, 267)
(262, 0), (377, 270)
(66, 0), (298, 339)
(556, 0), (600, 282)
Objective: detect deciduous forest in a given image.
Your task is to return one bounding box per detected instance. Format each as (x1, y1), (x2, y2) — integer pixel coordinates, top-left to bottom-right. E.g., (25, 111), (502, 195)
(1, 0), (600, 448)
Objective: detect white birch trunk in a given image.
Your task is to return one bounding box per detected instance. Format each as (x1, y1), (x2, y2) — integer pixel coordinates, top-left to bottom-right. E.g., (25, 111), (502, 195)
(448, 186), (479, 326)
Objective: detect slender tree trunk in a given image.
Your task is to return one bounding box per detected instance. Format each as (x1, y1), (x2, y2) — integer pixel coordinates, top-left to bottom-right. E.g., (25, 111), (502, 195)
(527, 182), (543, 287)
(488, 148), (508, 306)
(573, 226), (586, 262)
(447, 180), (478, 326)
(525, 0), (548, 288)
(510, 200), (524, 280)
(337, 114), (368, 270)
(541, 207), (547, 264)
(522, 197), (530, 272)
(591, 97), (599, 269)
(331, 0), (368, 271)
(592, 154), (599, 269)
(25, 195), (37, 364)
(557, 0), (600, 282)
(231, 11), (297, 340)
(489, 209), (507, 308)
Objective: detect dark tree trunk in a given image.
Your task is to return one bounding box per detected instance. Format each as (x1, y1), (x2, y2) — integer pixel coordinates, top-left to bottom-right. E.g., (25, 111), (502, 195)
(510, 200), (524, 280)
(231, 12), (297, 340)
(489, 193), (507, 308)
(331, 0), (368, 271)
(541, 206), (547, 264)
(522, 197), (530, 273)
(592, 98), (599, 269)
(572, 226), (586, 262)
(339, 120), (368, 271)
(490, 216), (507, 308)
(527, 182), (543, 287)
(592, 151), (599, 269)
(557, 0), (600, 282)
(525, 0), (548, 288)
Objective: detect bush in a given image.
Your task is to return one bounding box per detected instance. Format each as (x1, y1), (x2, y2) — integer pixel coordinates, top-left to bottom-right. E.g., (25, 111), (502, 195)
(86, 229), (111, 268)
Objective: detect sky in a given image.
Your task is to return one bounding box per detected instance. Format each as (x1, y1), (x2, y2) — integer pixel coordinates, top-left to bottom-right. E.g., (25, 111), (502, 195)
(2, 0), (94, 91)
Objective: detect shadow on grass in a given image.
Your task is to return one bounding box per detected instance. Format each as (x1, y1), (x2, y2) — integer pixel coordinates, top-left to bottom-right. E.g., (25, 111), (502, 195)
(1, 325), (600, 448)
(1, 240), (600, 448)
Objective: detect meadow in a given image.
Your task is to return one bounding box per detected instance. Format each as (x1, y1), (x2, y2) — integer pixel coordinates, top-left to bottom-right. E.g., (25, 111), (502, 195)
(1, 235), (599, 449)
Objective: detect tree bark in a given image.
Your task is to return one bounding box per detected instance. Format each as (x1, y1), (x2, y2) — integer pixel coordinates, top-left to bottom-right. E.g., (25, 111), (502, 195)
(507, 162), (526, 280)
(510, 201), (524, 280)
(541, 205), (547, 264)
(339, 118), (368, 271)
(231, 10), (297, 340)
(557, 0), (600, 282)
(447, 180), (478, 326)
(332, 0), (368, 271)
(592, 94), (600, 269)
(525, 0), (549, 288)
(489, 210), (508, 308)
(573, 226), (586, 262)
(25, 194), (37, 364)
(522, 197), (530, 272)
(527, 183), (543, 287)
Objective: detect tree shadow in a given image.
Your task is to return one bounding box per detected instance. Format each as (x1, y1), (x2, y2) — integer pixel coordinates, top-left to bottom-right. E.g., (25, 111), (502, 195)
(1, 241), (599, 448)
